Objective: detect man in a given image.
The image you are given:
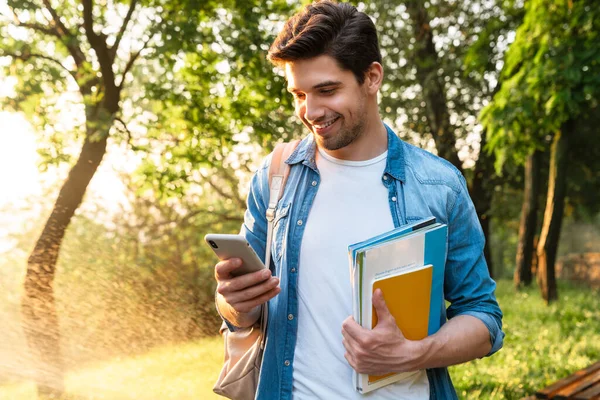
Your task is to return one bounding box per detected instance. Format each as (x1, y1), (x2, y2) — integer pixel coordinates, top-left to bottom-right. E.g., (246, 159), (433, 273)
(214, 1), (504, 399)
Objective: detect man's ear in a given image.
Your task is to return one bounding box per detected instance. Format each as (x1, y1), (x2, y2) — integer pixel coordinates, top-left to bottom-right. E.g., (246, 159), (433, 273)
(364, 62), (384, 95)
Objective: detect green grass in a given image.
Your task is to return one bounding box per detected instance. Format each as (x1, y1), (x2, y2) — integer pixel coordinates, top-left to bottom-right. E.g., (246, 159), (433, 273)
(0, 337), (224, 400)
(450, 279), (600, 399)
(1, 279), (598, 399)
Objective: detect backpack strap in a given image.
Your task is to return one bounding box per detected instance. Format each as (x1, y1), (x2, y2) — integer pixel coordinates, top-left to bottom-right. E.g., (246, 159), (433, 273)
(256, 139), (300, 346)
(265, 139), (301, 272)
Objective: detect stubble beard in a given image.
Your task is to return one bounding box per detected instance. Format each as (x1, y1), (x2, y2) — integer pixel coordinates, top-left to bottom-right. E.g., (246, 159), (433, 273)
(318, 117), (365, 151)
(313, 99), (369, 151)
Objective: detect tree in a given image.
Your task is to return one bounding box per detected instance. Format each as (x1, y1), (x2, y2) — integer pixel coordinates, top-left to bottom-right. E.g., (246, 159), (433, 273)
(0, 0), (296, 395)
(514, 150), (541, 288)
(482, 0), (600, 303)
(1, 0), (157, 393)
(133, 0), (301, 208)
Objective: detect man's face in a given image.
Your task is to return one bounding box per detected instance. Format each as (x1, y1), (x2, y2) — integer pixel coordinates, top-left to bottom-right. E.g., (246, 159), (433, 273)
(285, 55), (367, 152)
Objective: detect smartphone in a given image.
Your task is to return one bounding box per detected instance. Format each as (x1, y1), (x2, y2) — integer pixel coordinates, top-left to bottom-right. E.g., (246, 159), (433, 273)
(204, 234), (266, 277)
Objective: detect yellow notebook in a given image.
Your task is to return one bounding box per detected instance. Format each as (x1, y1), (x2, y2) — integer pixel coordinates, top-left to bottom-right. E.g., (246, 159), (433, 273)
(368, 264), (433, 384)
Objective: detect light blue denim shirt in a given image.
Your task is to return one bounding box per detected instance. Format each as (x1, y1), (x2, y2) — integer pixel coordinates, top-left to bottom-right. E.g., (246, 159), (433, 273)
(231, 124), (504, 400)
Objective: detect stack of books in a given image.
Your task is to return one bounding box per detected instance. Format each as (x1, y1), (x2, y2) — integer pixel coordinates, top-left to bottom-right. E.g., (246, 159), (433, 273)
(348, 217), (448, 394)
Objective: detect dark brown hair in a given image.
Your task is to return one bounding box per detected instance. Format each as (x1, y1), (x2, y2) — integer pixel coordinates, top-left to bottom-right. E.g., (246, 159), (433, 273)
(267, 1), (382, 85)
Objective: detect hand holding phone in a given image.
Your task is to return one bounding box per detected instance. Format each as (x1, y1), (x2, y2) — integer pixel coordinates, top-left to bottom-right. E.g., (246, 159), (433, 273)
(205, 234), (266, 277)
(207, 234), (281, 324)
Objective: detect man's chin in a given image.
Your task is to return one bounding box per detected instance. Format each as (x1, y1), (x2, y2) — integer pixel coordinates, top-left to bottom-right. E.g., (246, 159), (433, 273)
(315, 135), (347, 152)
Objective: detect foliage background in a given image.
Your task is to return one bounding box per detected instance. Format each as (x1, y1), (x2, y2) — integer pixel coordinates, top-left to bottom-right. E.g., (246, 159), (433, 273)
(0, 0), (599, 398)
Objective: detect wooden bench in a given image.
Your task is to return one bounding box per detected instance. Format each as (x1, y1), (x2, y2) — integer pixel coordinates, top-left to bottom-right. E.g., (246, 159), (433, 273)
(522, 361), (600, 399)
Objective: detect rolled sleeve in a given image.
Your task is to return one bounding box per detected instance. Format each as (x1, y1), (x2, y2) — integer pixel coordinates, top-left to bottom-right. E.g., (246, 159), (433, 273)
(459, 310), (505, 356)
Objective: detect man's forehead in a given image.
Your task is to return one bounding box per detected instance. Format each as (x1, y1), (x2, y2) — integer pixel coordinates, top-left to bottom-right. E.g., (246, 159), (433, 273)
(284, 56), (349, 92)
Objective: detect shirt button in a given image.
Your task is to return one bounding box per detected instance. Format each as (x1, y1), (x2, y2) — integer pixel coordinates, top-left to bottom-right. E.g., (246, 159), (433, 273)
(288, 314), (294, 320)
(392, 196), (397, 202)
(383, 175), (388, 180)
(297, 219), (303, 226)
(284, 360), (291, 366)
(311, 180), (317, 186)
(291, 268), (296, 273)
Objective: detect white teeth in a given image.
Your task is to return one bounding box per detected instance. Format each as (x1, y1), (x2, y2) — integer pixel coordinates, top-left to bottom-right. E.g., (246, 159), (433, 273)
(314, 117), (339, 129)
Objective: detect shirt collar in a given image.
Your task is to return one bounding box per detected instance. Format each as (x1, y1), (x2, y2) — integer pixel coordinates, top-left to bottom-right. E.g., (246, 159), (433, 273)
(286, 134), (317, 170)
(285, 123), (406, 182)
(384, 123), (406, 182)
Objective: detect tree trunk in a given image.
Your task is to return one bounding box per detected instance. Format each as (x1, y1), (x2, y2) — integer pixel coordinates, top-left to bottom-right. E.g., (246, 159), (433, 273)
(404, 0), (463, 175)
(514, 150), (542, 289)
(537, 122), (571, 304)
(21, 119), (110, 397)
(470, 127), (496, 277)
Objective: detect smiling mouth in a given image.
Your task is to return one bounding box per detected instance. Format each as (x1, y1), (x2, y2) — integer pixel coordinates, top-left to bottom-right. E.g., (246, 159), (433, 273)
(313, 116), (340, 130)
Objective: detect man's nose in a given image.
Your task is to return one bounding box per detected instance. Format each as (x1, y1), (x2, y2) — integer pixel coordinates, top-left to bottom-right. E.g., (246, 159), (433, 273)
(304, 96), (325, 123)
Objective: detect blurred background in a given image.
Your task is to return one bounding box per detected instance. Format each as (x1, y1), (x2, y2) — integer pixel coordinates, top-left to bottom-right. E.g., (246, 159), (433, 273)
(0, 0), (598, 398)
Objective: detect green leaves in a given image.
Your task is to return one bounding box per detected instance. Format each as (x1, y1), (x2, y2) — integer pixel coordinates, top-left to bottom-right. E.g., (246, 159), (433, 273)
(482, 0), (600, 173)
(130, 1), (301, 206)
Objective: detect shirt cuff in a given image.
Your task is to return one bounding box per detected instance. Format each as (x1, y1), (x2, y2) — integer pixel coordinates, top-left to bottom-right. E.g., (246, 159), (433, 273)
(458, 310), (505, 356)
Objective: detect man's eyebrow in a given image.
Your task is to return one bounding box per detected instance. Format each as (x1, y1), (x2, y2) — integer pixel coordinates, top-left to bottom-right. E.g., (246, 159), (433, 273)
(287, 80), (342, 93)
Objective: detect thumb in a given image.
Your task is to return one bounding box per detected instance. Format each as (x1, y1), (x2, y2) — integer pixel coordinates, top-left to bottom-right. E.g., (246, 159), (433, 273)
(373, 288), (394, 326)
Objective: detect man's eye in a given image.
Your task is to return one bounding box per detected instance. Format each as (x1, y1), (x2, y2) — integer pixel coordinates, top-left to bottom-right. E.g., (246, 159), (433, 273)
(320, 89), (335, 95)
(294, 93), (305, 100)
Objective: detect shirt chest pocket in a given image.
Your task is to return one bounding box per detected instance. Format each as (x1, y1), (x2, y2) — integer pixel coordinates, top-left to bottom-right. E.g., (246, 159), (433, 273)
(271, 203), (290, 263)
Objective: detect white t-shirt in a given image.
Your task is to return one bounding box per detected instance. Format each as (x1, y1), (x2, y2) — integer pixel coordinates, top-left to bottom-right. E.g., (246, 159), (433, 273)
(292, 148), (429, 399)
